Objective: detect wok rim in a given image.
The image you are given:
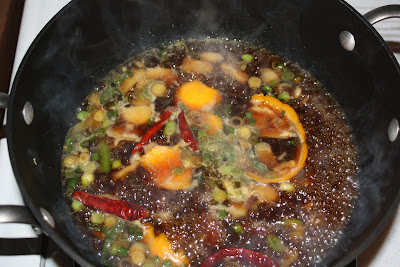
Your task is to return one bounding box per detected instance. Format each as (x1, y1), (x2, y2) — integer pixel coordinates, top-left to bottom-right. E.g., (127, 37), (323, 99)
(5, 1), (400, 266)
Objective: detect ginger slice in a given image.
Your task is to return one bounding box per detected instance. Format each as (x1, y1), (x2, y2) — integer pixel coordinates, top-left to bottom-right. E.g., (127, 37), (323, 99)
(180, 58), (214, 75)
(120, 68), (146, 94)
(120, 67), (178, 94)
(220, 62), (249, 83)
(113, 161), (140, 181)
(198, 52), (224, 63)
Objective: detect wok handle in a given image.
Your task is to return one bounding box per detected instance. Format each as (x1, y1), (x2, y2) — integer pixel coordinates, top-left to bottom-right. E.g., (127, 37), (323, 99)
(0, 205), (38, 227)
(0, 92), (8, 109)
(364, 5), (400, 25)
(0, 205), (45, 256)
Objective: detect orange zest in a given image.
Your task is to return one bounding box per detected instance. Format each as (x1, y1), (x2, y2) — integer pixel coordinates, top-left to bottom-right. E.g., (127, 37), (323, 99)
(143, 224), (189, 266)
(187, 111), (223, 135)
(140, 145), (193, 190)
(246, 94), (307, 183)
(176, 80), (221, 111)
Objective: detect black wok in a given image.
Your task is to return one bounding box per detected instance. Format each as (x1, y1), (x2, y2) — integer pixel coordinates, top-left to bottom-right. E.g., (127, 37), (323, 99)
(1, 0), (400, 266)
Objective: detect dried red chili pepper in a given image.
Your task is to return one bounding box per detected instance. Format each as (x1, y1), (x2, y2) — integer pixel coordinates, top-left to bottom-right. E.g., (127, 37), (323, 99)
(131, 110), (172, 155)
(200, 248), (278, 267)
(72, 191), (148, 221)
(178, 109), (199, 151)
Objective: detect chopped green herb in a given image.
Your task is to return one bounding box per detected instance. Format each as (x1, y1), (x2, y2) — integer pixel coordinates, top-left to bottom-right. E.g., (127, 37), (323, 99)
(106, 110), (118, 120)
(76, 111), (89, 121)
(162, 260), (172, 266)
(97, 141), (111, 173)
(262, 84), (274, 93)
(282, 69), (295, 82)
(251, 159), (268, 174)
(90, 212), (105, 224)
(198, 130), (207, 137)
(245, 112), (252, 119)
(100, 88), (122, 105)
(164, 121), (177, 137)
(172, 167), (185, 175)
(241, 54), (253, 62)
(267, 234), (286, 252)
(269, 80), (279, 88)
(102, 120), (110, 128)
(212, 187), (227, 203)
(128, 225), (144, 240)
(71, 199), (84, 212)
(272, 62), (285, 73)
(151, 256), (160, 262)
(218, 210), (228, 217)
(249, 119), (256, 125)
(110, 244), (129, 256)
(248, 134), (259, 146)
(233, 223), (243, 234)
(225, 126), (235, 134)
(112, 160), (122, 169)
(91, 152), (100, 161)
(277, 93), (290, 101)
(67, 176), (80, 190)
(286, 139), (299, 146)
(124, 71), (133, 77)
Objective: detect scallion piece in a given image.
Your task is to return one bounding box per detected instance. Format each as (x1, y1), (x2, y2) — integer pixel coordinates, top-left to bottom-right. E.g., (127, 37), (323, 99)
(218, 210), (228, 217)
(212, 188), (227, 203)
(163, 121), (177, 137)
(198, 129), (207, 137)
(71, 199), (84, 212)
(162, 260), (172, 266)
(267, 234), (286, 252)
(277, 93), (290, 101)
(282, 69), (295, 82)
(76, 111), (89, 121)
(226, 126), (235, 134)
(90, 212), (105, 224)
(97, 141), (111, 173)
(112, 159), (122, 169)
(110, 244), (129, 256)
(91, 152), (100, 161)
(124, 71), (133, 77)
(245, 112), (252, 119)
(248, 134), (259, 146)
(233, 223), (243, 234)
(81, 173), (95, 186)
(241, 54), (253, 62)
(262, 84), (274, 93)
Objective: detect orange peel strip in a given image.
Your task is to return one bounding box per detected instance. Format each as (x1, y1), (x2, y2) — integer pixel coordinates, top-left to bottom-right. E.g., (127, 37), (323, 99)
(246, 94), (307, 183)
(143, 224), (189, 266)
(140, 145), (193, 190)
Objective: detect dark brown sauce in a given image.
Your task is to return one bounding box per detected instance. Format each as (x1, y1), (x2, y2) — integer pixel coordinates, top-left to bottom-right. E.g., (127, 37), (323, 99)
(62, 39), (359, 266)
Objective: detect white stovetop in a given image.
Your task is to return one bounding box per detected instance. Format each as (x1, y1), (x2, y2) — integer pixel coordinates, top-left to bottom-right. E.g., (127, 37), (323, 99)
(0, 0), (399, 266)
